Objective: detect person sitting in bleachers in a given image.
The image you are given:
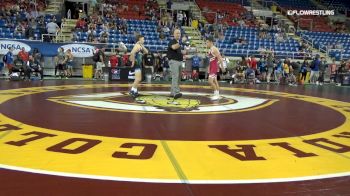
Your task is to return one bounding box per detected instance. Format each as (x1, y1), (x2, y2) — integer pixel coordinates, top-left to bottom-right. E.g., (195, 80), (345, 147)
(100, 31), (109, 43)
(14, 22), (26, 37)
(25, 55), (44, 81)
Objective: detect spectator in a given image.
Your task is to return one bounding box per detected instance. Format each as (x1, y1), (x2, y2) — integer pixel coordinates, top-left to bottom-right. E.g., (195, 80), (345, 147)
(318, 57), (327, 85)
(330, 59), (337, 83)
(17, 47), (29, 67)
(109, 53), (119, 68)
(65, 49), (74, 77)
(100, 31), (109, 43)
(122, 52), (129, 66)
(143, 52), (155, 74)
(266, 52), (274, 83)
(46, 19), (60, 35)
(258, 58), (267, 82)
(167, 0), (172, 12)
(94, 47), (105, 79)
(335, 60), (348, 86)
(12, 57), (25, 78)
(32, 48), (42, 64)
(274, 59), (283, 83)
(310, 54), (320, 84)
(161, 54), (170, 80)
(3, 47), (14, 75)
(183, 12), (187, 26)
(191, 53), (201, 81)
(75, 18), (87, 30)
(25, 55), (44, 81)
(300, 60), (308, 83)
(55, 47), (67, 78)
(14, 22), (26, 36)
(177, 11), (183, 27)
(282, 60), (290, 79)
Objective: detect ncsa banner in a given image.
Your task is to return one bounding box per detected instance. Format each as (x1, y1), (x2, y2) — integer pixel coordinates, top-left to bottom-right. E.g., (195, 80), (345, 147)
(0, 40), (31, 55)
(61, 44), (95, 58)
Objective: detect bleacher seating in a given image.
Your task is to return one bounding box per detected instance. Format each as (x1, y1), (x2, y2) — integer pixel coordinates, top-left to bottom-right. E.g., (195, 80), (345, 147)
(103, 0), (158, 20)
(75, 19), (170, 53)
(271, 0), (334, 32)
(319, 0), (350, 11)
(272, 0), (317, 9)
(196, 0), (251, 26)
(297, 16), (333, 32)
(219, 26), (301, 58)
(300, 31), (350, 60)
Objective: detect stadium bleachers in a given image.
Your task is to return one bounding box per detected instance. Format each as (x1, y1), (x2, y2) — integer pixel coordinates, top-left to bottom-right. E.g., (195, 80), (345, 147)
(270, 0), (334, 32)
(299, 31), (350, 60)
(75, 19), (170, 53)
(319, 0), (350, 10)
(272, 0), (317, 9)
(196, 0), (251, 26)
(218, 26), (301, 58)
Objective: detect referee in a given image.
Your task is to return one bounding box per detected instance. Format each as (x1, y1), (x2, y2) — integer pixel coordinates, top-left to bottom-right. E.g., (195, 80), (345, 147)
(167, 29), (185, 99)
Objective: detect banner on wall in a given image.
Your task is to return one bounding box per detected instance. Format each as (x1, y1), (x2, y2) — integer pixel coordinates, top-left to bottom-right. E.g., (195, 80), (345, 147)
(0, 40), (31, 55)
(61, 44), (95, 58)
(0, 39), (104, 57)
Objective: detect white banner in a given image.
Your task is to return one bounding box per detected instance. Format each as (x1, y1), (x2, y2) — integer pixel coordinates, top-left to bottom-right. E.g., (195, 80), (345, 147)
(0, 40), (31, 55)
(61, 44), (95, 58)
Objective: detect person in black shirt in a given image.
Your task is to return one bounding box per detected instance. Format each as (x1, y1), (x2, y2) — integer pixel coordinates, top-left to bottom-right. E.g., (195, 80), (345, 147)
(25, 55), (44, 80)
(143, 52), (155, 73)
(167, 29), (185, 99)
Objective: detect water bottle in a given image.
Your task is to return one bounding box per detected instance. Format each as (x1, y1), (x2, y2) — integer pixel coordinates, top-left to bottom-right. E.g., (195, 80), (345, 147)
(104, 72), (109, 82)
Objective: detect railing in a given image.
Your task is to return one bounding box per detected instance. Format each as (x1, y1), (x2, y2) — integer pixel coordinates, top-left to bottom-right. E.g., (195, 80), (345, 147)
(41, 33), (58, 42)
(327, 48), (345, 60)
(221, 48), (313, 59)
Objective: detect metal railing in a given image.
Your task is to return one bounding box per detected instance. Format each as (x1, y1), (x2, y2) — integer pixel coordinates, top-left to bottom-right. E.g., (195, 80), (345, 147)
(221, 48), (312, 59)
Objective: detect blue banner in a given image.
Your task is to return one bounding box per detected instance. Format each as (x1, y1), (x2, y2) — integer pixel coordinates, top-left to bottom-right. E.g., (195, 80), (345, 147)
(0, 39), (109, 57)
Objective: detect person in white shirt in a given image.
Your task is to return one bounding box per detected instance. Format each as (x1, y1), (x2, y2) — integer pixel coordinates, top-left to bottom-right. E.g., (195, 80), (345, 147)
(46, 20), (60, 34)
(177, 11), (183, 26)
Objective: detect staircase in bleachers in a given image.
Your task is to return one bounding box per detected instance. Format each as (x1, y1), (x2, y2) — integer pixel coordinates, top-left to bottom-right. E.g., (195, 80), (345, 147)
(182, 26), (207, 54)
(299, 31), (350, 60)
(45, 0), (64, 15)
(57, 19), (78, 42)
